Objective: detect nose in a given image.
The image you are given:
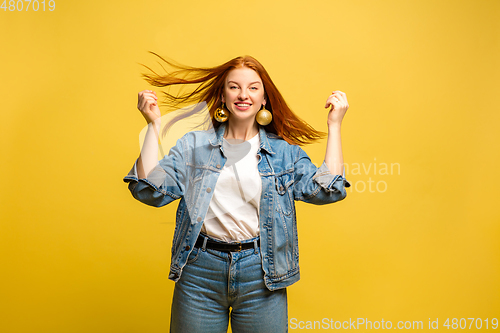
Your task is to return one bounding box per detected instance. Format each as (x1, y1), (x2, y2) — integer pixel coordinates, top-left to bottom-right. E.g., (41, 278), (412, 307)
(238, 89), (248, 100)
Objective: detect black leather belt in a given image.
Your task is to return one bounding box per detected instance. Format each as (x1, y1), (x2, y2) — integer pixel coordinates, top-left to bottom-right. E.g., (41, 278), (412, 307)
(195, 234), (260, 252)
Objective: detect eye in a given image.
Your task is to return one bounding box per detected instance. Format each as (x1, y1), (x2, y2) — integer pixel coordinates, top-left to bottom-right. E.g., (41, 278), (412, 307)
(250, 87), (258, 90)
(229, 86), (238, 89)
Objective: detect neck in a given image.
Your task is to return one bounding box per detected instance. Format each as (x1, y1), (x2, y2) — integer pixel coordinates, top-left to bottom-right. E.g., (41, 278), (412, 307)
(224, 120), (259, 141)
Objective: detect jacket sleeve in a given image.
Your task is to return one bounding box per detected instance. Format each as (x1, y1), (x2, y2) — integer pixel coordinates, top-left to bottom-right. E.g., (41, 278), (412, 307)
(123, 137), (187, 207)
(292, 145), (351, 204)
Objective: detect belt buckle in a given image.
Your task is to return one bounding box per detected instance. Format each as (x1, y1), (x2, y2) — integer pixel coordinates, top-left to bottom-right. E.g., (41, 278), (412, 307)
(236, 243), (242, 252)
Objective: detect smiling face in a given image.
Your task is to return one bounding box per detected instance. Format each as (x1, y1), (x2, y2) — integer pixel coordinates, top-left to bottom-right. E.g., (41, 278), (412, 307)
(221, 66), (266, 124)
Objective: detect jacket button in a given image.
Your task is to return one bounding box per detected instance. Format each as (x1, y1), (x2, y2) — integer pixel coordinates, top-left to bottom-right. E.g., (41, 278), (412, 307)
(206, 187), (212, 193)
(185, 245), (190, 251)
(216, 164), (221, 169)
(197, 217), (202, 222)
(279, 186), (284, 192)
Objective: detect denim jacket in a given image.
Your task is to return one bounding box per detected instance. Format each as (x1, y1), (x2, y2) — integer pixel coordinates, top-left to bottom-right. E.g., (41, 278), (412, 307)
(123, 123), (350, 291)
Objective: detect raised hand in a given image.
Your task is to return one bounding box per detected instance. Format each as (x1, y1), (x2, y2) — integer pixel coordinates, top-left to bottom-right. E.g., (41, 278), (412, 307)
(325, 90), (349, 126)
(137, 90), (161, 124)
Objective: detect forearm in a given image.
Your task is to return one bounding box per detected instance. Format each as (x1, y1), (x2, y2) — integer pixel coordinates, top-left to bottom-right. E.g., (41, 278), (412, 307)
(137, 118), (161, 179)
(324, 123), (344, 176)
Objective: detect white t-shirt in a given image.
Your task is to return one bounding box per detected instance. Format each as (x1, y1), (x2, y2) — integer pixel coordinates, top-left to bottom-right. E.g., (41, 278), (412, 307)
(201, 133), (262, 242)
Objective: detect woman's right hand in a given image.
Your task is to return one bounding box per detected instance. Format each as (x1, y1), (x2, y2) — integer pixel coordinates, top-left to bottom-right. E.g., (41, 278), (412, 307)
(137, 90), (161, 124)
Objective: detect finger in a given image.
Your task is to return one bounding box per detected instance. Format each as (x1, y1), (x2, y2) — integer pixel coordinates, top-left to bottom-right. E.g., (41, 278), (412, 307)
(138, 99), (148, 111)
(329, 94), (341, 104)
(146, 98), (157, 108)
(331, 91), (342, 98)
(330, 94), (344, 105)
(337, 91), (347, 103)
(326, 94), (340, 107)
(138, 97), (157, 111)
(139, 90), (158, 100)
(138, 94), (152, 107)
(138, 97), (158, 111)
(142, 92), (158, 101)
(325, 97), (335, 108)
(332, 91), (347, 103)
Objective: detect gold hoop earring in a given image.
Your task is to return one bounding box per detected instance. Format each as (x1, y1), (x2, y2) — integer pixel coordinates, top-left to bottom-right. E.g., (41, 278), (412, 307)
(214, 103), (229, 122)
(256, 105), (272, 126)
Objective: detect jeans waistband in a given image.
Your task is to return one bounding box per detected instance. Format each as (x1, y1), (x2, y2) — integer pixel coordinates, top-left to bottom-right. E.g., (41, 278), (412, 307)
(195, 233), (260, 253)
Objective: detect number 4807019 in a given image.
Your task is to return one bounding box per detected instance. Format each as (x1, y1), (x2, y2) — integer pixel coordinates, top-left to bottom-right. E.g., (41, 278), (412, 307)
(443, 318), (498, 329)
(1, 0), (56, 11)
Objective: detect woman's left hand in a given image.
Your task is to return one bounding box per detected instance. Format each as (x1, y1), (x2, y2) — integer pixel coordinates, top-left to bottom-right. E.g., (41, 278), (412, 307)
(325, 90), (349, 126)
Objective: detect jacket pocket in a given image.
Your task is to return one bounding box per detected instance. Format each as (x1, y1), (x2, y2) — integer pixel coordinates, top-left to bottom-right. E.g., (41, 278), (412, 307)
(275, 172), (294, 215)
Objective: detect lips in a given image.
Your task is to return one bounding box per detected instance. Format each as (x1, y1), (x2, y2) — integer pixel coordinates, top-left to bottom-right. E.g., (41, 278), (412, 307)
(234, 103), (252, 111)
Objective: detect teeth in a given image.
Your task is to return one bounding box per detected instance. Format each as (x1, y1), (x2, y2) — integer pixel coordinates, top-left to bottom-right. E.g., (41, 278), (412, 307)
(236, 103), (251, 107)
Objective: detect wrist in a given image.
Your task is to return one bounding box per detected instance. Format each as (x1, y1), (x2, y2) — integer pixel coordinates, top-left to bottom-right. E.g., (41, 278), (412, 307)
(149, 117), (161, 128)
(146, 119), (161, 138)
(327, 121), (342, 131)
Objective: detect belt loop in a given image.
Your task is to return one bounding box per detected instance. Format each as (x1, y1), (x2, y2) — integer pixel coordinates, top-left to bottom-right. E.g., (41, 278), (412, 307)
(202, 236), (208, 252)
(253, 239), (258, 254)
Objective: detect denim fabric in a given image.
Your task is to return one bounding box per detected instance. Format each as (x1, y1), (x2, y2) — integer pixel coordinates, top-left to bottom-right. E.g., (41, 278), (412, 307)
(124, 123), (350, 291)
(170, 235), (287, 333)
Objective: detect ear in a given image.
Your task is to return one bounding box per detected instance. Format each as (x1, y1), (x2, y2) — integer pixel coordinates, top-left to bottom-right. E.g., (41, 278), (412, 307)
(221, 94), (225, 103)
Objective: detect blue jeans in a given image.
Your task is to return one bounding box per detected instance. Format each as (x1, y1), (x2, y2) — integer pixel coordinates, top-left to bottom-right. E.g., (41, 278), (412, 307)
(170, 235), (288, 333)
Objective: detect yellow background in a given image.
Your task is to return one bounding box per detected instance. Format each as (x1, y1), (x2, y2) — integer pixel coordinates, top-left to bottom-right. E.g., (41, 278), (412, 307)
(1, 0), (499, 331)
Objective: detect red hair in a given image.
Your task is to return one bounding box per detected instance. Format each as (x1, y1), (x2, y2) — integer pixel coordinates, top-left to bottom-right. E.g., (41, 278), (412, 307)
(140, 52), (325, 145)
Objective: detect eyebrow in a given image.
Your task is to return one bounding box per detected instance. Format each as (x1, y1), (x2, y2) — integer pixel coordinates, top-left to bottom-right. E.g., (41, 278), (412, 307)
(228, 81), (262, 85)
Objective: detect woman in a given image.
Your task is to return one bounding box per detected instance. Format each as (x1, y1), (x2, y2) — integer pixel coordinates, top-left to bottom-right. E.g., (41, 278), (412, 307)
(123, 54), (351, 333)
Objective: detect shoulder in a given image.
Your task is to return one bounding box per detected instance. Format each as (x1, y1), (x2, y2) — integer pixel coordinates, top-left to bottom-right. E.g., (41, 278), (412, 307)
(180, 128), (215, 140)
(264, 132), (308, 165)
(265, 132), (300, 153)
(178, 128), (217, 145)
(166, 129), (216, 156)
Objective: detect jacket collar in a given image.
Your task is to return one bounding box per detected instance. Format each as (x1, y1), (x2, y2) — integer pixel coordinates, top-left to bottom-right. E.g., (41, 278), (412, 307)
(209, 123), (275, 155)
